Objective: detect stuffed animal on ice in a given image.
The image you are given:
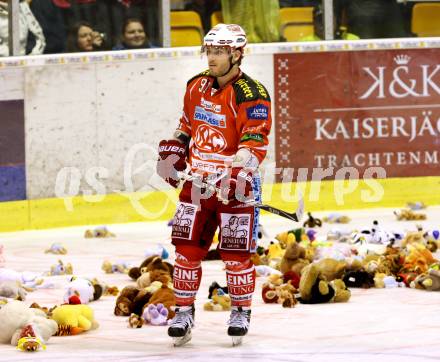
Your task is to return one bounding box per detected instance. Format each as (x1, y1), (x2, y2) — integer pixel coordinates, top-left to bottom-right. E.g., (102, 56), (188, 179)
(84, 226), (115, 238)
(411, 269), (440, 291)
(351, 221), (401, 246)
(101, 260), (130, 274)
(0, 268), (46, 290)
(47, 259), (73, 276)
(51, 304), (98, 335)
(64, 277), (103, 304)
(279, 233), (310, 275)
(262, 274), (297, 308)
(204, 288), (231, 311)
(128, 256), (174, 281)
(142, 303), (169, 326)
(298, 263), (351, 304)
(0, 281), (28, 300)
(44, 243), (67, 255)
(303, 212), (322, 228)
(144, 244), (169, 260)
(0, 300), (57, 351)
(394, 209), (426, 221)
(323, 213), (351, 224)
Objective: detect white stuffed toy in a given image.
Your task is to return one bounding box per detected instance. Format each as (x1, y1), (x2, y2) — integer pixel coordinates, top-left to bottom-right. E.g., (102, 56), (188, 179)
(0, 268), (46, 290)
(0, 300), (57, 351)
(64, 277), (102, 304)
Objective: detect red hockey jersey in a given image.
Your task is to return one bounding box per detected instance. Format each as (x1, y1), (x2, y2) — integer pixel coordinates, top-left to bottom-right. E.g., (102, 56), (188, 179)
(177, 70), (272, 175)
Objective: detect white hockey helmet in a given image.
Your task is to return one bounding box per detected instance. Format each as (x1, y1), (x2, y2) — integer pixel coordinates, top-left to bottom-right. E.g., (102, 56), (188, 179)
(203, 23), (247, 51)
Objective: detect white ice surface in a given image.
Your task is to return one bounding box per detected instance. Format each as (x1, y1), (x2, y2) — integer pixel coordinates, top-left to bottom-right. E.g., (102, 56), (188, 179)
(0, 206), (440, 362)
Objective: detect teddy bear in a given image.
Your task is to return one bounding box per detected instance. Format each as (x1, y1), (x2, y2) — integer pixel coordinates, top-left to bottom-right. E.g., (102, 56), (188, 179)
(394, 209), (426, 221)
(64, 277), (103, 304)
(323, 213), (351, 224)
(47, 259), (73, 276)
(0, 281), (28, 300)
(0, 268), (45, 290)
(204, 288), (231, 311)
(0, 300), (58, 350)
(261, 274), (284, 304)
(279, 233), (310, 275)
(44, 243), (67, 255)
(128, 313), (145, 328)
(343, 270), (375, 288)
(298, 263), (351, 304)
(264, 280), (297, 308)
(51, 304), (98, 335)
(314, 258), (347, 281)
(145, 284), (176, 319)
(114, 286), (149, 316)
(411, 269), (440, 291)
(84, 226), (115, 238)
(128, 256), (174, 281)
(303, 212), (322, 228)
(101, 260), (130, 274)
(136, 269), (173, 289)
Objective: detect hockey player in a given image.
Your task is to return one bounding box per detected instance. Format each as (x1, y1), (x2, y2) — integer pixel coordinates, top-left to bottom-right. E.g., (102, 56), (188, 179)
(156, 23), (272, 346)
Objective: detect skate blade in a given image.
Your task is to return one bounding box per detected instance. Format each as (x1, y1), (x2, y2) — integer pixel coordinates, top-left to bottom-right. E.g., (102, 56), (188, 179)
(231, 336), (243, 347)
(173, 330), (192, 347)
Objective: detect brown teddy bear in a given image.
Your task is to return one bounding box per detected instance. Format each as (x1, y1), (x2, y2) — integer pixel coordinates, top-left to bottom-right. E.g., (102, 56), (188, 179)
(279, 233), (310, 275)
(147, 285), (176, 318)
(114, 286), (152, 316)
(128, 256), (174, 280)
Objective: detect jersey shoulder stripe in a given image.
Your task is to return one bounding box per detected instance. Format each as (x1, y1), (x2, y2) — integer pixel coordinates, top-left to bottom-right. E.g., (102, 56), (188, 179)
(187, 69), (212, 86)
(232, 73), (271, 104)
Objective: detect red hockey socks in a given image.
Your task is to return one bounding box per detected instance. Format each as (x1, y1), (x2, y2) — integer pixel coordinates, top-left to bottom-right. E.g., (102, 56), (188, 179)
(173, 257), (202, 306)
(225, 259), (256, 307)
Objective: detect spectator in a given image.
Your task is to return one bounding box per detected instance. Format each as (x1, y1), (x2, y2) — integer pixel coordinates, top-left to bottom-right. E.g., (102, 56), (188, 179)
(0, 0), (45, 57)
(66, 21), (106, 52)
(299, 5), (359, 41)
(28, 0), (66, 54)
(338, 0), (407, 39)
(112, 17), (155, 50)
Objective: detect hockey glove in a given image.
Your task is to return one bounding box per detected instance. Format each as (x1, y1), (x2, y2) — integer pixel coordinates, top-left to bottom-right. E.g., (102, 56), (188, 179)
(156, 139), (187, 188)
(217, 167), (254, 203)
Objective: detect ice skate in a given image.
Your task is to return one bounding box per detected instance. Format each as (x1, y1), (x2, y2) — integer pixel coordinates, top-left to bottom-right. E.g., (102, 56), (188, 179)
(227, 306), (251, 346)
(168, 305), (194, 347)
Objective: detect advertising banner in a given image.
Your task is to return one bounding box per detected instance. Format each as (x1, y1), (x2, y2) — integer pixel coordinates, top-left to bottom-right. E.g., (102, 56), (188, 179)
(275, 49), (440, 180)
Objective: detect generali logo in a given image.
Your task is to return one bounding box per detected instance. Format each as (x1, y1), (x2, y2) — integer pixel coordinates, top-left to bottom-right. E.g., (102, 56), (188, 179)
(360, 54), (440, 99)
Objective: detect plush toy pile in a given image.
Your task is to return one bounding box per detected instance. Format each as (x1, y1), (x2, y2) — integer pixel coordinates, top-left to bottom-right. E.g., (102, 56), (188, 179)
(256, 212), (440, 309)
(115, 256), (175, 327)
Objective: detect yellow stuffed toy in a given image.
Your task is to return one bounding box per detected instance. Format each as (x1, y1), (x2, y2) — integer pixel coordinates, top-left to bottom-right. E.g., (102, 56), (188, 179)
(204, 289), (231, 311)
(51, 305), (98, 335)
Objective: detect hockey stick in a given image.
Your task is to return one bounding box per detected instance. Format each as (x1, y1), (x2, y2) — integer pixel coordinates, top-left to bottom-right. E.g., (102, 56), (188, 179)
(176, 171), (305, 222)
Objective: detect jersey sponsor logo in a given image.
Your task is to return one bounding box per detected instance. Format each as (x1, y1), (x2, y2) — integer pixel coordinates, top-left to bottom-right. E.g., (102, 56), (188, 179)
(194, 106), (226, 128)
(236, 79), (254, 99)
(240, 133), (264, 143)
(254, 80), (269, 99)
(191, 159), (225, 173)
(219, 214), (251, 251)
(172, 202), (197, 239)
(194, 124), (227, 153)
(192, 147), (233, 161)
(246, 104), (268, 120)
(201, 98), (222, 113)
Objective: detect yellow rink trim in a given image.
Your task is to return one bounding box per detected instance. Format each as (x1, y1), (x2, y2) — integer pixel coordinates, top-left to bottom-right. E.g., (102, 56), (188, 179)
(0, 176), (439, 232)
